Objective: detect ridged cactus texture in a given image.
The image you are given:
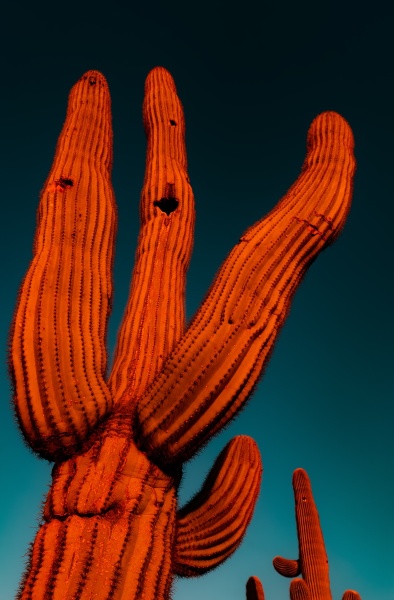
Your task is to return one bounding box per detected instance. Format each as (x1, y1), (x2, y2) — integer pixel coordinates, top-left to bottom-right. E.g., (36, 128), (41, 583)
(246, 469), (361, 600)
(9, 66), (355, 599)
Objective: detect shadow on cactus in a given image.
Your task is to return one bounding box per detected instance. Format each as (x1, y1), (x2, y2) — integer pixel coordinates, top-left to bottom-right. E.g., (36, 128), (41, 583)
(9, 67), (355, 599)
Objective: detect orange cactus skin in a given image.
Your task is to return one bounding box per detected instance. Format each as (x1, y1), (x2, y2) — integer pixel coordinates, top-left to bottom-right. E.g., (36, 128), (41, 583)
(174, 435), (262, 576)
(136, 110), (355, 465)
(108, 67), (195, 405)
(9, 65), (356, 600)
(246, 576), (266, 600)
(273, 469), (361, 600)
(9, 71), (116, 459)
(21, 414), (179, 600)
(289, 579), (312, 599)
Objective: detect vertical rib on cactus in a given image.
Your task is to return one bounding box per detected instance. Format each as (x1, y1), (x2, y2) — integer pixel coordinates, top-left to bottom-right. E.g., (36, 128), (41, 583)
(108, 67), (195, 405)
(9, 66), (356, 600)
(273, 469), (361, 600)
(174, 435), (262, 575)
(9, 71), (116, 459)
(20, 413), (180, 600)
(137, 112), (355, 464)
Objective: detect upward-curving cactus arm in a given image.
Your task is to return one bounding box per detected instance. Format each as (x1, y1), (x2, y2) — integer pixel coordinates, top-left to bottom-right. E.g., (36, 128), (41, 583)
(108, 67), (195, 405)
(174, 435), (262, 576)
(136, 112), (355, 465)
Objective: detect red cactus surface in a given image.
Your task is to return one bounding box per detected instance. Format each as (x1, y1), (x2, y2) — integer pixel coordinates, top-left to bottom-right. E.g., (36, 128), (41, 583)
(9, 67), (355, 599)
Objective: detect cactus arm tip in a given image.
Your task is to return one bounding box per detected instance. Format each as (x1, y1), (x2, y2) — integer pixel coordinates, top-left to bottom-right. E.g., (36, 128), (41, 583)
(174, 436), (262, 576)
(246, 576), (265, 600)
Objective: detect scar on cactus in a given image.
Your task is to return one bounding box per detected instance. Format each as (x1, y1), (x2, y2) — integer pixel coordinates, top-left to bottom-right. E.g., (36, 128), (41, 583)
(246, 469), (361, 600)
(9, 66), (355, 599)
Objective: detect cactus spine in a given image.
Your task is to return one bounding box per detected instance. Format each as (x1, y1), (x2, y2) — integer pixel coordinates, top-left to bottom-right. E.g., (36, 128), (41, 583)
(9, 67), (355, 599)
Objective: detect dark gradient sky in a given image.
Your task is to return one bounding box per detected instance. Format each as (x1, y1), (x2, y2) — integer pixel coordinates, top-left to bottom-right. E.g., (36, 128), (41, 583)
(1, 1), (393, 598)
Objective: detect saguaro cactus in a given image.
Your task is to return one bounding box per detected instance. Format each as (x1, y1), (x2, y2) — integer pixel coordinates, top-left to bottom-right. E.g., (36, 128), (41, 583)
(273, 469), (361, 600)
(246, 469), (361, 600)
(9, 67), (355, 599)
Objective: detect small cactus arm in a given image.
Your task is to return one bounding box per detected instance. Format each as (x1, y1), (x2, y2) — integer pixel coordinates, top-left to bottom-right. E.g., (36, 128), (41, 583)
(174, 435), (262, 576)
(9, 65), (355, 599)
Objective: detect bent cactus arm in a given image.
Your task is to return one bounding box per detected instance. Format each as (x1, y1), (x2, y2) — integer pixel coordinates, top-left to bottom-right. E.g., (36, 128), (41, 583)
(9, 66), (355, 600)
(136, 111), (355, 465)
(175, 435), (262, 576)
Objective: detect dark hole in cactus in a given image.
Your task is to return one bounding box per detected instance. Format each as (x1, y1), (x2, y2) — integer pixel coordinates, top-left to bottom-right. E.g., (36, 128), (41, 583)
(56, 177), (74, 189)
(169, 119), (177, 126)
(154, 197), (179, 215)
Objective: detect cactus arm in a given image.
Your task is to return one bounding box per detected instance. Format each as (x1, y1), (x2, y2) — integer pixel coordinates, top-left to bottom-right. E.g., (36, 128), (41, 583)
(246, 576), (266, 600)
(291, 468), (331, 599)
(9, 71), (116, 460)
(341, 592), (362, 600)
(136, 112), (356, 464)
(290, 578), (312, 600)
(174, 436), (262, 576)
(273, 556), (301, 577)
(108, 67), (195, 405)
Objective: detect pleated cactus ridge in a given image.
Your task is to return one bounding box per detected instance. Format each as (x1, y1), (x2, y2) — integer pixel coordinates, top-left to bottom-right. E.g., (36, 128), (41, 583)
(270, 468), (362, 600)
(174, 435), (262, 576)
(9, 65), (356, 600)
(10, 71), (116, 460)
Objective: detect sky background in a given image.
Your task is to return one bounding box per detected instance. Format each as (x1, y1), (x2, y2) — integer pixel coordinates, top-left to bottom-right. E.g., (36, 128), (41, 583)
(0, 1), (393, 598)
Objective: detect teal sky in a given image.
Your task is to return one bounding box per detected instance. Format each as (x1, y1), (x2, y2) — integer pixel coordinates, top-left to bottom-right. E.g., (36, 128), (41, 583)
(1, 1), (393, 599)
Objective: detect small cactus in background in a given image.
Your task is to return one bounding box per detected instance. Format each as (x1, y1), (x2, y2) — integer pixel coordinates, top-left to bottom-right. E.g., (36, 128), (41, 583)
(247, 576), (266, 600)
(247, 469), (361, 600)
(9, 67), (355, 599)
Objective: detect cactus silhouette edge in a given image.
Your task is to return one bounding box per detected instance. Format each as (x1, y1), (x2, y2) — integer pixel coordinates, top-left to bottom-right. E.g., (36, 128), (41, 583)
(9, 67), (355, 599)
